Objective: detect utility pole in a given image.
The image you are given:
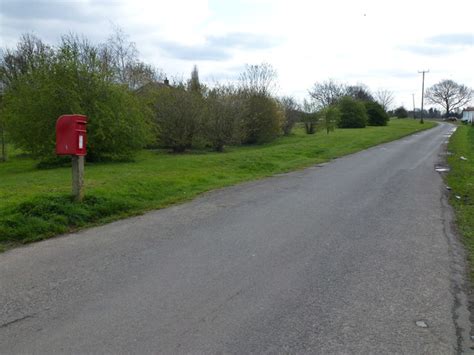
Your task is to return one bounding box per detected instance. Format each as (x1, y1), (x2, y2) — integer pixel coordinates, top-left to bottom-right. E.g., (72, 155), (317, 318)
(418, 70), (429, 124)
(412, 93), (416, 119)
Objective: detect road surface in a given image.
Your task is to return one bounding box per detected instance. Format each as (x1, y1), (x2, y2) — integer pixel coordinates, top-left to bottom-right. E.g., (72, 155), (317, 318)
(0, 123), (471, 353)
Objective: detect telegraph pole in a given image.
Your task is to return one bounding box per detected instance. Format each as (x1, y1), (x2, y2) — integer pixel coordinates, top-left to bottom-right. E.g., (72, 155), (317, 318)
(418, 70), (429, 124)
(412, 93), (416, 119)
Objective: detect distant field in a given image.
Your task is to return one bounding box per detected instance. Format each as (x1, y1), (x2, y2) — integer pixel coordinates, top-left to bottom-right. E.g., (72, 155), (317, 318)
(0, 119), (436, 251)
(446, 124), (474, 277)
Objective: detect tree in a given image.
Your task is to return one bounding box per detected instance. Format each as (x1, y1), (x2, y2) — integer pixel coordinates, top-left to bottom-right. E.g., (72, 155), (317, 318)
(0, 92), (6, 162)
(319, 105), (340, 134)
(346, 84), (374, 102)
(279, 96), (301, 135)
(240, 93), (283, 144)
(200, 86), (241, 151)
(302, 99), (318, 134)
(374, 89), (394, 111)
(337, 96), (368, 128)
(188, 65), (202, 94)
(425, 80), (472, 117)
(239, 63), (277, 96)
(100, 27), (161, 90)
(365, 101), (389, 126)
(1, 33), (152, 162)
(153, 84), (201, 152)
(238, 64), (282, 144)
(394, 106), (408, 118)
(308, 79), (346, 108)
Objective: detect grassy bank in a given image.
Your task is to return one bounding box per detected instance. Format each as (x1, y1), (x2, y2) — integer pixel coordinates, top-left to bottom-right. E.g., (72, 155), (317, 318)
(446, 124), (474, 277)
(0, 119), (435, 251)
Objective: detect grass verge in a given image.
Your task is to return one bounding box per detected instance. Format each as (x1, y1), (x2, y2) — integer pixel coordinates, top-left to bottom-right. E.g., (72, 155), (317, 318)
(0, 119), (436, 251)
(446, 124), (474, 277)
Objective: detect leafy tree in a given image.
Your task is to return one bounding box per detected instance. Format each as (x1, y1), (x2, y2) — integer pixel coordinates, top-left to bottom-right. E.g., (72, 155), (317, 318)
(394, 106), (408, 118)
(365, 101), (389, 126)
(319, 105), (340, 134)
(425, 79), (472, 117)
(1, 33), (152, 162)
(337, 96), (368, 128)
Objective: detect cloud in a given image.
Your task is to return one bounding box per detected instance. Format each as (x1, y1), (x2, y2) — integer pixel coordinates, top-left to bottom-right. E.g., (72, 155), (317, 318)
(427, 33), (473, 46)
(159, 41), (231, 61)
(158, 32), (281, 61)
(399, 32), (473, 57)
(400, 44), (458, 56)
(0, 0), (105, 22)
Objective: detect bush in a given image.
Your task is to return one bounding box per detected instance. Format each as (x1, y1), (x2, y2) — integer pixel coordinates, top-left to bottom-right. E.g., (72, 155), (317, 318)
(302, 112), (318, 134)
(3, 68), (151, 162)
(336, 96), (368, 128)
(153, 85), (202, 152)
(394, 106), (408, 118)
(240, 93), (283, 144)
(319, 105), (340, 133)
(2, 35), (152, 162)
(365, 101), (389, 126)
(279, 96), (301, 135)
(200, 87), (241, 151)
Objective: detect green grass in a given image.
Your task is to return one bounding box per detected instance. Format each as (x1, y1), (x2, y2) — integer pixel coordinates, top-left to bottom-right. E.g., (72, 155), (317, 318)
(0, 119), (436, 251)
(446, 124), (474, 277)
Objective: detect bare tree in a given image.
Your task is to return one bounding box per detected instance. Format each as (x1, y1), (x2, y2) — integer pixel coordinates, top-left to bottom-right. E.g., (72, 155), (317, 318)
(279, 96), (301, 135)
(0, 34), (54, 89)
(425, 80), (473, 116)
(308, 79), (346, 108)
(374, 89), (394, 111)
(239, 63), (277, 96)
(101, 27), (161, 90)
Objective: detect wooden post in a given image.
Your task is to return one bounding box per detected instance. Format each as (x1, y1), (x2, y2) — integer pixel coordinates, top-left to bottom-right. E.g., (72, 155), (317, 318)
(72, 155), (84, 202)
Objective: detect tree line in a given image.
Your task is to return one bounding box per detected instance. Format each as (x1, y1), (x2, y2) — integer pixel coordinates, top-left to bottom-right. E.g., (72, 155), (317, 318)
(3, 30), (453, 165)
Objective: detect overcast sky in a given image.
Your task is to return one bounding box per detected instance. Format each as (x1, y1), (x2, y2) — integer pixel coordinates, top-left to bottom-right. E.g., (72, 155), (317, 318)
(1, 0), (473, 109)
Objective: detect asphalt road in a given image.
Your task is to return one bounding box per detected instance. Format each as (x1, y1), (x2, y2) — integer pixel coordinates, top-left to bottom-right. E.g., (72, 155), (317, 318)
(0, 123), (471, 354)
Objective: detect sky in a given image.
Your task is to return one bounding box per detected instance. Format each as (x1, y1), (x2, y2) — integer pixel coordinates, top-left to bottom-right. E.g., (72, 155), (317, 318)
(1, 0), (473, 110)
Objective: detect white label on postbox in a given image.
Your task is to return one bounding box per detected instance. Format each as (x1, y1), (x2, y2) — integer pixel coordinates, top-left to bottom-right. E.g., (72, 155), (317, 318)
(79, 135), (83, 149)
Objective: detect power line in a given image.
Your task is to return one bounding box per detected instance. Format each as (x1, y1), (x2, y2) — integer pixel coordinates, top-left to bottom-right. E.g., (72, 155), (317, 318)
(418, 70), (429, 124)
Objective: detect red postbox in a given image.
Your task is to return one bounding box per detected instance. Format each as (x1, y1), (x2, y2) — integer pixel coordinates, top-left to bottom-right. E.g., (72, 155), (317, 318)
(56, 114), (87, 156)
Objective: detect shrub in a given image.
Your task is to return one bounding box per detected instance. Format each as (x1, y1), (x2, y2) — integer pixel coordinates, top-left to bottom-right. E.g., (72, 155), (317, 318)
(394, 106), (408, 118)
(240, 93), (283, 144)
(200, 87), (241, 151)
(337, 96), (368, 128)
(2, 35), (152, 162)
(302, 112), (318, 134)
(279, 96), (301, 135)
(319, 105), (340, 134)
(365, 101), (389, 126)
(153, 85), (202, 152)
